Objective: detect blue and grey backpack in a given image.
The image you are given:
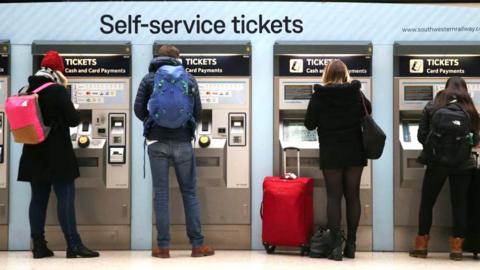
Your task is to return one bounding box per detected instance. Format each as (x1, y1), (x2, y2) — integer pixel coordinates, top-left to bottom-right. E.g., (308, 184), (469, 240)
(147, 65), (195, 129)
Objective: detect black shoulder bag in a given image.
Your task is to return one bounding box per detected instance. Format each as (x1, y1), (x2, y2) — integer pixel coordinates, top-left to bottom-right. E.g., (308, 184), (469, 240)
(360, 93), (386, 159)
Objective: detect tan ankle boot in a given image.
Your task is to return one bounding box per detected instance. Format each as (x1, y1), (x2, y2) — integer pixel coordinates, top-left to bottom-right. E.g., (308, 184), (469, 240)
(152, 247), (170, 258)
(191, 245), (215, 257)
(409, 235), (430, 258)
(449, 237), (464, 261)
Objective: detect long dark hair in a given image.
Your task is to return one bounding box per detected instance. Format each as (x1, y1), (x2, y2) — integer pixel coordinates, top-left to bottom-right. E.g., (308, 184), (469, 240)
(436, 76), (480, 133)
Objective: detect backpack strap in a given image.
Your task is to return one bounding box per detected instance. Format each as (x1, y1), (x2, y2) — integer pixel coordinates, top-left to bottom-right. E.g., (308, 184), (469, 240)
(32, 82), (55, 94)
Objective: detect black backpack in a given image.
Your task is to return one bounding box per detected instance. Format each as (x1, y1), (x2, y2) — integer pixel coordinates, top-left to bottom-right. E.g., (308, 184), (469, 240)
(425, 102), (472, 167)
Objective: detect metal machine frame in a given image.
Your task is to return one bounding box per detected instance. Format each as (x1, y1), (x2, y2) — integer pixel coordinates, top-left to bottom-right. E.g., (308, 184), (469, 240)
(393, 41), (480, 251)
(31, 41), (132, 250)
(151, 41), (252, 249)
(0, 40), (10, 250)
(273, 41), (374, 250)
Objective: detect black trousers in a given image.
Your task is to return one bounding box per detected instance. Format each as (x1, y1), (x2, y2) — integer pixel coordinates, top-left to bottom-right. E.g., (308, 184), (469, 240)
(29, 181), (81, 246)
(418, 166), (472, 238)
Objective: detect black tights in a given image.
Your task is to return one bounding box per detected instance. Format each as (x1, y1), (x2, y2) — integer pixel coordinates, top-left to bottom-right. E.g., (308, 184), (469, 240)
(323, 166), (363, 243)
(418, 166), (471, 237)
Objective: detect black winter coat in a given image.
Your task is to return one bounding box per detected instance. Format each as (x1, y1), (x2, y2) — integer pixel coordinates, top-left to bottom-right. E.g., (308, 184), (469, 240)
(304, 80), (372, 169)
(17, 76), (80, 183)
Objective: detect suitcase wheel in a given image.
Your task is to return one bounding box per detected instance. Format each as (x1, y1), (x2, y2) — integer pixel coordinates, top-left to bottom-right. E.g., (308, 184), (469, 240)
(474, 252), (478, 260)
(300, 245), (310, 256)
(263, 243), (276, 254)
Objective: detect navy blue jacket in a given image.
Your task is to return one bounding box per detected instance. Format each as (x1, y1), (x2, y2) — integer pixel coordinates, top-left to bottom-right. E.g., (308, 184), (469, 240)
(134, 57), (202, 142)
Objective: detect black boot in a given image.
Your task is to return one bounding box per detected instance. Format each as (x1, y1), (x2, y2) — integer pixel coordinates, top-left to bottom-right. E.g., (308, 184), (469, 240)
(32, 239), (54, 259)
(328, 230), (344, 261)
(67, 242), (100, 258)
(343, 241), (356, 259)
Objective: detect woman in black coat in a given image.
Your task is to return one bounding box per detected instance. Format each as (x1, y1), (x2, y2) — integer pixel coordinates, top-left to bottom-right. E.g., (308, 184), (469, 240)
(17, 51), (99, 259)
(410, 77), (479, 261)
(304, 60), (371, 260)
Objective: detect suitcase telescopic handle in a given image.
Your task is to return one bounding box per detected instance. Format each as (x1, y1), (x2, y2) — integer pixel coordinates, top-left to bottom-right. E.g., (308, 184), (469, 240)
(283, 147), (301, 178)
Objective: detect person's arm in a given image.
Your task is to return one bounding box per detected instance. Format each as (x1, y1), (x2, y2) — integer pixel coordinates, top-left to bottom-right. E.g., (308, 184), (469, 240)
(134, 73), (152, 122)
(190, 75), (202, 122)
(360, 91), (372, 116)
(304, 93), (319, 131)
(417, 103), (432, 145)
(55, 85), (80, 127)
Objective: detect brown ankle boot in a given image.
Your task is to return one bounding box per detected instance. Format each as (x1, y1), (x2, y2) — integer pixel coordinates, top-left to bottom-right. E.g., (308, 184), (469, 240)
(409, 235), (430, 258)
(152, 247), (170, 258)
(449, 237), (464, 261)
(191, 245), (215, 257)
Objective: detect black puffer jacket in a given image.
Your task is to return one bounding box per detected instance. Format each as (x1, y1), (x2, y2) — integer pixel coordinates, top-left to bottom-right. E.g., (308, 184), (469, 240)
(304, 80), (371, 169)
(18, 75), (80, 183)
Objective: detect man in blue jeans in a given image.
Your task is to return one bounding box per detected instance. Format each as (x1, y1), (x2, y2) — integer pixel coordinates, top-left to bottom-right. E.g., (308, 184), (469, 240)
(134, 45), (214, 258)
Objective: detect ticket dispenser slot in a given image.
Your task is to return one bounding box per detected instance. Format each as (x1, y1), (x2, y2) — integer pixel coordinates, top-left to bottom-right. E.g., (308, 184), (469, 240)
(229, 113), (246, 146)
(109, 114), (126, 164)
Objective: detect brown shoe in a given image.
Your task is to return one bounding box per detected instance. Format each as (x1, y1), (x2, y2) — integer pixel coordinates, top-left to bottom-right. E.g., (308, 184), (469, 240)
(409, 235), (430, 258)
(152, 247), (170, 258)
(191, 245), (215, 257)
(449, 237), (464, 261)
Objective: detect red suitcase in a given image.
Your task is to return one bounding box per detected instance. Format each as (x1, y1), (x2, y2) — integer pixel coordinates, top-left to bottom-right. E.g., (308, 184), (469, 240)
(261, 147), (314, 255)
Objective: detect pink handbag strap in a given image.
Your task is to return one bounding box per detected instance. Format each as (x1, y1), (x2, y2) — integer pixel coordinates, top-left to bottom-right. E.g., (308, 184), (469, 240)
(32, 82), (55, 94)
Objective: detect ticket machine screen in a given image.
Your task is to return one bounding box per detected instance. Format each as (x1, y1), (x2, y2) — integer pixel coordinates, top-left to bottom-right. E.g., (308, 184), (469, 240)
(284, 85), (313, 100)
(404, 85), (434, 101)
(283, 120), (318, 142)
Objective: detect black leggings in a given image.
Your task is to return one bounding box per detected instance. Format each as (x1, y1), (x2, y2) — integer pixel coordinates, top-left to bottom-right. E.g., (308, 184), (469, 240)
(418, 166), (472, 238)
(323, 166), (363, 242)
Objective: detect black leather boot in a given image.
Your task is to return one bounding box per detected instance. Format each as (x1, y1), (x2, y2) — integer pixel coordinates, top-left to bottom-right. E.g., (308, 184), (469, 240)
(328, 230), (344, 261)
(66, 242), (100, 258)
(32, 239), (54, 259)
(343, 241), (356, 259)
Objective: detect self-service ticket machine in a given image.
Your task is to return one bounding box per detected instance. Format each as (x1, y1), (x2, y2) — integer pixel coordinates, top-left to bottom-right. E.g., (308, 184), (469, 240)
(32, 41), (131, 250)
(152, 41), (251, 249)
(0, 41), (9, 250)
(273, 42), (373, 250)
(394, 41), (480, 251)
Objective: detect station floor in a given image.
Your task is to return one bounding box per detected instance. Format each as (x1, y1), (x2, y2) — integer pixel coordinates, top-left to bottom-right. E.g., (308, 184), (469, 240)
(0, 251), (478, 270)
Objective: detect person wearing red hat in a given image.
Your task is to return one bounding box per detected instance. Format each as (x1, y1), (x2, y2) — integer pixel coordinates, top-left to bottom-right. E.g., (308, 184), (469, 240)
(17, 50), (99, 259)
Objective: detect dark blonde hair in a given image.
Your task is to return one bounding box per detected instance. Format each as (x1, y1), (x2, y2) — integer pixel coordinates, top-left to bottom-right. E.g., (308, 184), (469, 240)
(321, 59), (350, 85)
(158, 45), (180, 58)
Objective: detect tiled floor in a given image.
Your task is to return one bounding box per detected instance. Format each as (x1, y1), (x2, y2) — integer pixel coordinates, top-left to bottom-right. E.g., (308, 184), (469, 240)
(0, 251), (478, 270)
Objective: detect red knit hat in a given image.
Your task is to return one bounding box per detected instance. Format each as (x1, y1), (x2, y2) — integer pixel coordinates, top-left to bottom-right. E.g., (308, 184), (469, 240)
(40, 51), (65, 73)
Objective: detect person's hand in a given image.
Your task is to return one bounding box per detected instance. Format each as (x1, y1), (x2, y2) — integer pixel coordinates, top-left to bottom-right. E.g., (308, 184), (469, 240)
(55, 70), (69, 88)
